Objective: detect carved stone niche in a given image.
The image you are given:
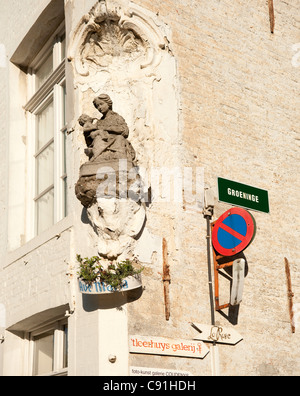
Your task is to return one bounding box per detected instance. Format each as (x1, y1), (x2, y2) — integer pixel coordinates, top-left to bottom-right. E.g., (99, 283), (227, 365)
(70, 1), (173, 260)
(69, 0), (171, 91)
(79, 11), (144, 69)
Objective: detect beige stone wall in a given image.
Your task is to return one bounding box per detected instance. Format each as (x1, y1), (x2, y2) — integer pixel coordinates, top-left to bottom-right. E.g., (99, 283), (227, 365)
(125, 0), (300, 376)
(0, 0), (299, 376)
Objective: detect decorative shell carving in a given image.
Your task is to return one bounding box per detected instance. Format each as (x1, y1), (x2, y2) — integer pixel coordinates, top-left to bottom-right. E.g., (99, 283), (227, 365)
(78, 15), (145, 73)
(69, 1), (171, 84)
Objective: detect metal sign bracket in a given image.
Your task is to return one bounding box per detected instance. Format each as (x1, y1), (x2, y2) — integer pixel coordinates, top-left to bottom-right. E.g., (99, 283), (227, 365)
(211, 221), (246, 311)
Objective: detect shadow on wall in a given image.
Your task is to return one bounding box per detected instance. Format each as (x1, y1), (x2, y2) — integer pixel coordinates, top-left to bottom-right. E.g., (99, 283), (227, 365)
(82, 287), (144, 311)
(216, 252), (249, 325)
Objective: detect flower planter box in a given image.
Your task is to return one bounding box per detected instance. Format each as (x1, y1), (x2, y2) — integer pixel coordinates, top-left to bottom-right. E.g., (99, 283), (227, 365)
(78, 274), (142, 295)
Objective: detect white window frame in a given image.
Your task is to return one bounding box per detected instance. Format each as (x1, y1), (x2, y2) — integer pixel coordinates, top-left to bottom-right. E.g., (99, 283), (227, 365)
(27, 318), (68, 377)
(24, 22), (67, 240)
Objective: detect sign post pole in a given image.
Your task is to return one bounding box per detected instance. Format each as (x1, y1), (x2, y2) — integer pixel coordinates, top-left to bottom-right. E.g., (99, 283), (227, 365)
(211, 220), (233, 311)
(203, 192), (220, 376)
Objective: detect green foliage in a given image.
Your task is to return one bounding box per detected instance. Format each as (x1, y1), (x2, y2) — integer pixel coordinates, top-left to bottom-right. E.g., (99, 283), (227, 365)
(76, 255), (143, 289)
(76, 254), (102, 284)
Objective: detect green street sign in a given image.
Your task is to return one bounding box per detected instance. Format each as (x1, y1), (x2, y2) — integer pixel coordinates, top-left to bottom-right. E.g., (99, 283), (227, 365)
(218, 177), (269, 213)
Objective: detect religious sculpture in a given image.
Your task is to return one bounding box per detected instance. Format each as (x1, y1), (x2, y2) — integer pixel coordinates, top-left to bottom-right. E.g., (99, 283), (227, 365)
(75, 94), (146, 259)
(75, 94), (137, 207)
(70, 1), (174, 260)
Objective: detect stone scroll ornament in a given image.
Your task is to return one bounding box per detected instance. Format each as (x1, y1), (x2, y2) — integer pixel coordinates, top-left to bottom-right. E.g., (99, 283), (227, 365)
(75, 94), (146, 260)
(68, 0), (171, 91)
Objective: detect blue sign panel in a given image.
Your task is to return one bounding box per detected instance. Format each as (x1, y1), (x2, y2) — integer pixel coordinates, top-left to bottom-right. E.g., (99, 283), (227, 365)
(212, 208), (256, 256)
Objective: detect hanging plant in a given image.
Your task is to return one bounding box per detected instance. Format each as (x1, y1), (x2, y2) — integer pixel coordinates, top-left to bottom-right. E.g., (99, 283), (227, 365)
(76, 254), (143, 293)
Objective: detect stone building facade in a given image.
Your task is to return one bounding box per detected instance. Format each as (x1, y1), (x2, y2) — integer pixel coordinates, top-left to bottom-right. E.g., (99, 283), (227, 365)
(0, 0), (299, 376)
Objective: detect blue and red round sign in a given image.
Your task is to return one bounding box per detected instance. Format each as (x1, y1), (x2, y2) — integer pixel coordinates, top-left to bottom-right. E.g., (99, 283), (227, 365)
(212, 207), (256, 256)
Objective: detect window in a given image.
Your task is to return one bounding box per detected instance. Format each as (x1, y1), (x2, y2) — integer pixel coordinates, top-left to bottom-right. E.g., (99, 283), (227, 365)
(29, 320), (68, 376)
(25, 23), (67, 237)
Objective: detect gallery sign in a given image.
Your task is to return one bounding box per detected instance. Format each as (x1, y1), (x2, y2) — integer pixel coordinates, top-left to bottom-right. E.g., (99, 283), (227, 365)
(218, 177), (269, 213)
(130, 366), (191, 376)
(129, 335), (209, 359)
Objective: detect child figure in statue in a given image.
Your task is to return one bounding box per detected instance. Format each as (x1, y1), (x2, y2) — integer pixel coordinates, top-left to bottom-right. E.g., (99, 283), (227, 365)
(78, 94), (135, 164)
(78, 113), (109, 160)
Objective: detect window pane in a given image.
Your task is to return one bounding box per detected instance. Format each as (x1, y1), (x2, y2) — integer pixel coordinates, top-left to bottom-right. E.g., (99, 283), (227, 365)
(36, 188), (54, 235)
(36, 101), (54, 151)
(62, 128), (68, 217)
(36, 52), (53, 90)
(62, 84), (66, 127)
(36, 143), (54, 195)
(61, 34), (66, 61)
(63, 325), (68, 369)
(63, 177), (68, 217)
(33, 330), (54, 376)
(63, 129), (67, 174)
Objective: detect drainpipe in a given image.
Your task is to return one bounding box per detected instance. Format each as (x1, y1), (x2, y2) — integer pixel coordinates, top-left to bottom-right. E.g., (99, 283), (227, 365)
(203, 188), (220, 376)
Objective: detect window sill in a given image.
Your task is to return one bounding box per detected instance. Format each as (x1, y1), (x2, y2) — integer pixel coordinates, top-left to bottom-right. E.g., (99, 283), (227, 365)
(36, 368), (68, 377)
(5, 214), (74, 268)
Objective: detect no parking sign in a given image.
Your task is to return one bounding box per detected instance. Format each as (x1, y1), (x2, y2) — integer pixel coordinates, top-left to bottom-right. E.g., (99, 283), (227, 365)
(212, 208), (256, 256)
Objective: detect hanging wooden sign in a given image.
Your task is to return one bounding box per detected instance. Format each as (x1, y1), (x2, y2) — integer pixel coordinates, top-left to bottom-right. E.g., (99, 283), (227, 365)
(191, 323), (243, 345)
(129, 335), (209, 359)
